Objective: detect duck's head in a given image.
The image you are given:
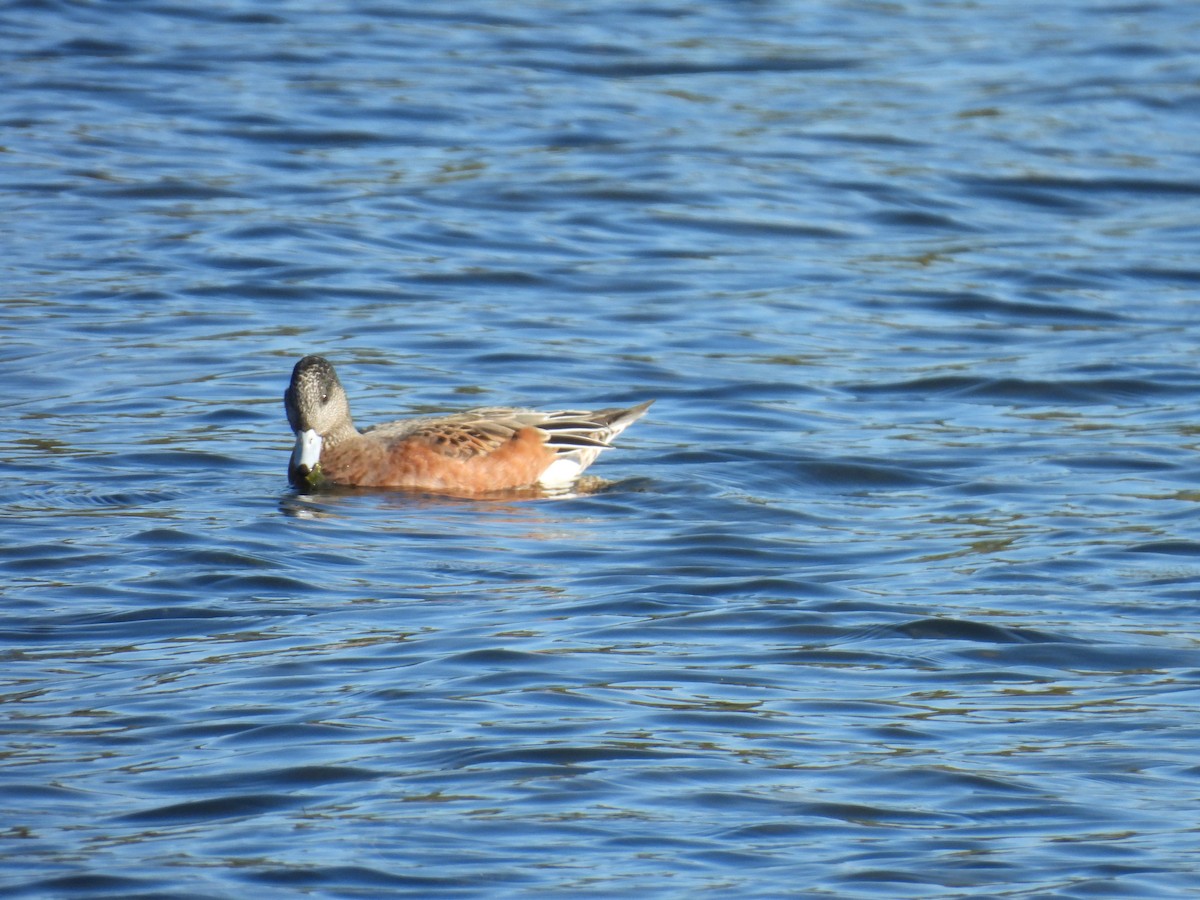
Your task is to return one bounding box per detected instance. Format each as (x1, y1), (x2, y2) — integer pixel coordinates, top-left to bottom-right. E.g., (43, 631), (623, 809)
(284, 355), (354, 486)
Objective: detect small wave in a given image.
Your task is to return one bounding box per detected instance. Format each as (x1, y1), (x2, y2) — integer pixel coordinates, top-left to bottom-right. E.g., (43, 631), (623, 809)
(1126, 540), (1200, 556)
(6, 486), (178, 513)
(878, 617), (1076, 644)
(84, 179), (245, 201)
(117, 793), (297, 825)
(847, 375), (1190, 405)
(898, 288), (1124, 323)
(533, 55), (862, 79)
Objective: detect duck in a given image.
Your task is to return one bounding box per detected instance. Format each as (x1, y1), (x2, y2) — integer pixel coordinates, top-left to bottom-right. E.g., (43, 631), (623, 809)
(283, 355), (652, 492)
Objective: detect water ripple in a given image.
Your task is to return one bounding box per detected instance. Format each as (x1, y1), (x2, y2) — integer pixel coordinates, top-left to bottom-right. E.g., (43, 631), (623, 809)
(3, 0), (1200, 897)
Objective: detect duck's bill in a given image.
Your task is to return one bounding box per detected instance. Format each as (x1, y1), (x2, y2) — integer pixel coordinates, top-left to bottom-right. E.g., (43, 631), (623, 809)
(290, 429), (324, 485)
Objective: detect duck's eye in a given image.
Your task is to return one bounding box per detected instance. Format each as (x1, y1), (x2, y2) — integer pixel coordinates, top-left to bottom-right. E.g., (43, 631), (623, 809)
(320, 392), (329, 404)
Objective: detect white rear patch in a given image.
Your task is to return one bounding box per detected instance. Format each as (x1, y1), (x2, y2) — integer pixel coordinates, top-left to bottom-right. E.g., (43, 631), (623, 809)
(538, 457), (583, 488)
(291, 429), (323, 471)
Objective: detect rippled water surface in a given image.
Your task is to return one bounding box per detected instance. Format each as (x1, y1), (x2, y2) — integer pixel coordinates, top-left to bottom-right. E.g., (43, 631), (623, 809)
(4, 1), (1200, 897)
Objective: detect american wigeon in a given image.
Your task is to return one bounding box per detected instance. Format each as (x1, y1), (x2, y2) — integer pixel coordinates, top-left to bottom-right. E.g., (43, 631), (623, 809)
(284, 355), (652, 492)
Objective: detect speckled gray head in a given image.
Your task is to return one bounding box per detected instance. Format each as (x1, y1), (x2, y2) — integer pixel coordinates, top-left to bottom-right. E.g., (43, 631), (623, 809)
(284, 355), (355, 485)
(285, 356), (339, 430)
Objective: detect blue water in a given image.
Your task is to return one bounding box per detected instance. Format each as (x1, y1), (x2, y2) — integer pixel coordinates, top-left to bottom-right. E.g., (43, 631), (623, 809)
(4, 1), (1200, 897)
